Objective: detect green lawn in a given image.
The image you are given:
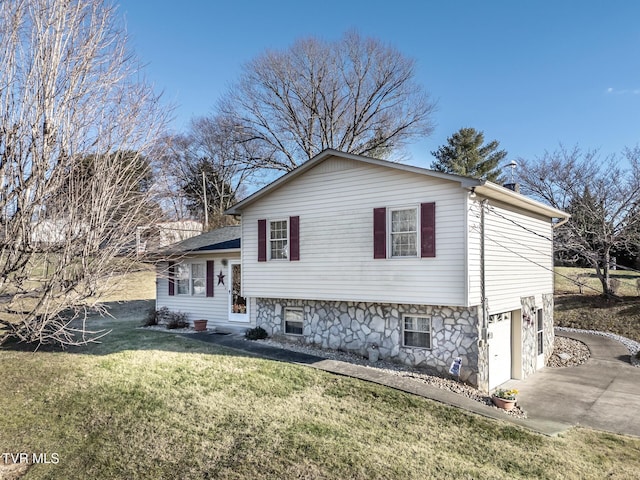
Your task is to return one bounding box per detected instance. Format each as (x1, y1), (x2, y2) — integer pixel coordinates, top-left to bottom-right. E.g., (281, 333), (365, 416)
(2, 267), (640, 478)
(1, 300), (640, 479)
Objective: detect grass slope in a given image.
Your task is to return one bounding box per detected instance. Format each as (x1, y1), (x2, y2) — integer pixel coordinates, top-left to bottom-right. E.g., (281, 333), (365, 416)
(555, 267), (640, 343)
(1, 302), (639, 479)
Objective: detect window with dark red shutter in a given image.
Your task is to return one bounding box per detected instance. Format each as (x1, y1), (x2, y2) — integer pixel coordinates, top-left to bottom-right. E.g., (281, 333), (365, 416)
(420, 202), (436, 258)
(373, 207), (387, 259)
(168, 261), (175, 296)
(206, 260), (214, 297)
(289, 216), (300, 261)
(258, 219), (267, 262)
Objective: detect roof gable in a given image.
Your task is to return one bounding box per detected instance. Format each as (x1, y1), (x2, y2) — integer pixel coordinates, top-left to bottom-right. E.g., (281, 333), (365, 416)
(226, 149), (480, 215)
(225, 149), (569, 220)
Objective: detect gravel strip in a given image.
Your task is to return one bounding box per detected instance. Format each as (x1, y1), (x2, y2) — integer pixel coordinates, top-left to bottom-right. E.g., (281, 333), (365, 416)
(556, 327), (640, 367)
(256, 338), (527, 418)
(546, 336), (590, 368)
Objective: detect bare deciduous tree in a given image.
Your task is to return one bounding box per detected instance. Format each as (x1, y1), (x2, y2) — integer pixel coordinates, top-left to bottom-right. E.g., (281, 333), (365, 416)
(0, 0), (167, 346)
(519, 146), (640, 297)
(219, 31), (436, 173)
(153, 115), (254, 229)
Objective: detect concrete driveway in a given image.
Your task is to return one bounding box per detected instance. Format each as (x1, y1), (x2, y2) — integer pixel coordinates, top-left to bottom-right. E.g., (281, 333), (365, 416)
(503, 331), (640, 437)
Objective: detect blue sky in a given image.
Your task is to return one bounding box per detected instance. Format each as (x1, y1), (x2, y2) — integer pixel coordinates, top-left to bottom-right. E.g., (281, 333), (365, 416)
(118, 0), (640, 170)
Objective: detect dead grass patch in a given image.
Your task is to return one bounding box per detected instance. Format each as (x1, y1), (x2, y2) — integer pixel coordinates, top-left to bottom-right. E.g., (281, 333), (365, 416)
(555, 295), (640, 343)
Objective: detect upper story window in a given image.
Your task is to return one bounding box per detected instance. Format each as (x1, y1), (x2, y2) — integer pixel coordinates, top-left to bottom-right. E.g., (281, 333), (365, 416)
(373, 203), (435, 260)
(390, 207), (418, 257)
(270, 219), (289, 260)
(258, 216), (299, 262)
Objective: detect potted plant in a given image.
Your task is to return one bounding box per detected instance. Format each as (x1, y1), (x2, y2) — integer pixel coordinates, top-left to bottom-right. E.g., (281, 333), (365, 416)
(492, 388), (518, 410)
(193, 319), (208, 332)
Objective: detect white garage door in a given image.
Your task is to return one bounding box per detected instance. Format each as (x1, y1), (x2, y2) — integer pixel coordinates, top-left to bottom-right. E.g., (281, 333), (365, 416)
(488, 313), (512, 390)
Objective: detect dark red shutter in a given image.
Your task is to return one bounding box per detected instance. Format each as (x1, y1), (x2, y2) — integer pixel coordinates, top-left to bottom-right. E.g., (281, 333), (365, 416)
(289, 216), (299, 261)
(168, 261), (175, 296)
(258, 219), (267, 262)
(206, 260), (214, 297)
(421, 202), (436, 258)
(373, 207), (387, 259)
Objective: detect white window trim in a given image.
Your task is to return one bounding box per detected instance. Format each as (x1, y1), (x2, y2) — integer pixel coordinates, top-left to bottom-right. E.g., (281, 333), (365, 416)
(269, 218), (289, 261)
(283, 307), (304, 336)
(176, 262), (205, 296)
(536, 308), (544, 355)
(176, 263), (189, 296)
(402, 314), (432, 349)
(388, 206), (420, 258)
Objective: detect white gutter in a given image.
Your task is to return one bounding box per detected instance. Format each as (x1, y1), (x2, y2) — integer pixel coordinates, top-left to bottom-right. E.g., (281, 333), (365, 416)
(552, 216), (571, 229)
(473, 182), (570, 220)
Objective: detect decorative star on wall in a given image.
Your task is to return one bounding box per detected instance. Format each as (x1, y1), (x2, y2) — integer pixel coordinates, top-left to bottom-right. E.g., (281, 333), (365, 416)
(217, 270), (225, 286)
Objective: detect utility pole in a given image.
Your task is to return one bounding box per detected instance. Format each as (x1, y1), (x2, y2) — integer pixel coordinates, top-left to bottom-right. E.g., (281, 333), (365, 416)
(202, 170), (209, 229)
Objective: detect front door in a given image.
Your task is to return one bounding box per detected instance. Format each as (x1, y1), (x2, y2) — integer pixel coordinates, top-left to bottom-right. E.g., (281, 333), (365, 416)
(229, 261), (249, 322)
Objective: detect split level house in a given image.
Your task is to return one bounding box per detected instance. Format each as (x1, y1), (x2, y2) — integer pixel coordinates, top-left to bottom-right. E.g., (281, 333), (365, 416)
(156, 149), (569, 392)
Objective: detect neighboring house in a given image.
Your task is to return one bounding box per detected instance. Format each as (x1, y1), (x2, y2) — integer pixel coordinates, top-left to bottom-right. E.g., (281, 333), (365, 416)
(30, 218), (89, 245)
(155, 225), (250, 333)
(137, 220), (203, 254)
(223, 149), (569, 392)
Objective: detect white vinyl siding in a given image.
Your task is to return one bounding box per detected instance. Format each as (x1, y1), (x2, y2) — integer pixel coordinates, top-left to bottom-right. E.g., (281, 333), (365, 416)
(467, 199), (555, 314)
(241, 156), (468, 307)
(156, 252), (250, 329)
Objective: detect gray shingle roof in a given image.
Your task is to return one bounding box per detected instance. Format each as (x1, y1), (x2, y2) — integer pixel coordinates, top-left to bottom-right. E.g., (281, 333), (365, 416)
(161, 225), (240, 255)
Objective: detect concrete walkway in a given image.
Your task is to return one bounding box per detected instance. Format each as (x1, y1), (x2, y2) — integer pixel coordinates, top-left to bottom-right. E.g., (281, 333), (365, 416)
(182, 331), (640, 437)
(502, 331), (640, 438)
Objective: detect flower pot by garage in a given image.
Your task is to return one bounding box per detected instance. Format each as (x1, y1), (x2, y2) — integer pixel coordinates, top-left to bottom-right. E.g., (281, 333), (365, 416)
(193, 319), (208, 332)
(492, 396), (516, 411)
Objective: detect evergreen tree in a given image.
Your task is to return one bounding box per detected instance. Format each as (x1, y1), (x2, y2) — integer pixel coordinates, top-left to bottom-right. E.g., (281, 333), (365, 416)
(181, 158), (237, 229)
(430, 128), (507, 182)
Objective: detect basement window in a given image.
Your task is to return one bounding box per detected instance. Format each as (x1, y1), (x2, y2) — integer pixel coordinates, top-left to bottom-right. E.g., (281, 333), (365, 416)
(284, 307), (303, 335)
(403, 315), (431, 349)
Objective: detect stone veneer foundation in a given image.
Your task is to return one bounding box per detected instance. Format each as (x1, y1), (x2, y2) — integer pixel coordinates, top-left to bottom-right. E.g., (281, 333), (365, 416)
(520, 293), (554, 377)
(256, 298), (482, 386)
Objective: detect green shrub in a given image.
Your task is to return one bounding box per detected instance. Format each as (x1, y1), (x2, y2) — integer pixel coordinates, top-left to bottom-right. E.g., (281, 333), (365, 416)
(245, 326), (268, 340)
